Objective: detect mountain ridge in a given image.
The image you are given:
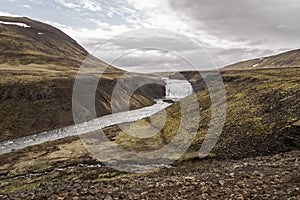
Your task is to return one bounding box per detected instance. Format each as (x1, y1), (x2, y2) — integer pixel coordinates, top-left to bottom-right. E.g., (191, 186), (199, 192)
(0, 16), (122, 72)
(224, 49), (300, 70)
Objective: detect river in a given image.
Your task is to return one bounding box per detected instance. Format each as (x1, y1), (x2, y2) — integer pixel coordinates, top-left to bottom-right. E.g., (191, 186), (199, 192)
(0, 78), (193, 155)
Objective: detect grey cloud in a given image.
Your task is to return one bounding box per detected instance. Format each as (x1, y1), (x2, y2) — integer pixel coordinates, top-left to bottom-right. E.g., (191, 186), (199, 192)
(81, 29), (214, 71)
(169, 0), (300, 66)
(170, 0), (300, 43)
(207, 47), (276, 67)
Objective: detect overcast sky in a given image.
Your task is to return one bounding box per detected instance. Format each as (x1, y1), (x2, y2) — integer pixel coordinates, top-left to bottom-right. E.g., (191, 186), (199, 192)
(1, 0), (299, 72)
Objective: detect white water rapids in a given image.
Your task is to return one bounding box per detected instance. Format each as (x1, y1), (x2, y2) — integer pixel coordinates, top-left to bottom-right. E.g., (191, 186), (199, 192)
(164, 79), (193, 100)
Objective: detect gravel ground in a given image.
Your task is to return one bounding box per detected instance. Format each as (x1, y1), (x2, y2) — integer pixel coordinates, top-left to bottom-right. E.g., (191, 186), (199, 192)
(1, 150), (299, 199)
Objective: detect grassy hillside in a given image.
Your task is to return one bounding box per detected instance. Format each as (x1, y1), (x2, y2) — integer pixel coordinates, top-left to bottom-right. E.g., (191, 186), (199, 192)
(225, 49), (300, 70)
(0, 17), (299, 199)
(0, 16), (165, 141)
(110, 67), (300, 160)
(2, 67), (298, 163)
(0, 67), (298, 194)
(0, 66), (299, 196)
(0, 16), (108, 69)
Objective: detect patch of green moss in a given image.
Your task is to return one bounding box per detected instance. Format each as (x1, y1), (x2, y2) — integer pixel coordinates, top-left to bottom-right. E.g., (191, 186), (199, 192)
(4, 181), (43, 193)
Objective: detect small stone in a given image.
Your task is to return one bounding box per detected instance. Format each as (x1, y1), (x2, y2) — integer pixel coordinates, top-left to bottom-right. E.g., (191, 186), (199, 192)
(184, 176), (195, 180)
(105, 195), (113, 200)
(252, 171), (264, 177)
(233, 165), (240, 170)
(219, 180), (225, 186)
(201, 187), (208, 193)
(237, 181), (246, 188)
(141, 192), (148, 196)
(256, 180), (263, 185)
(86, 196), (94, 200)
(200, 182), (206, 186)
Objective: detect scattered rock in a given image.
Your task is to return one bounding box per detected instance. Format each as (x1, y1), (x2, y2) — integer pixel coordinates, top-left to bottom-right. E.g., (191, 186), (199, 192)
(104, 194), (113, 200)
(1, 151), (299, 199)
(219, 180), (225, 186)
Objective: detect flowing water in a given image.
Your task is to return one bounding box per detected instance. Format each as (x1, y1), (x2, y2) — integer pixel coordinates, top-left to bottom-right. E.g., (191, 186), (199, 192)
(0, 100), (171, 155)
(0, 78), (194, 155)
(164, 78), (193, 100)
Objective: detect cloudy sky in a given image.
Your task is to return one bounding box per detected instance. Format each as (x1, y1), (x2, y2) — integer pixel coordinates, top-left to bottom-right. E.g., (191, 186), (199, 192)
(1, 0), (299, 72)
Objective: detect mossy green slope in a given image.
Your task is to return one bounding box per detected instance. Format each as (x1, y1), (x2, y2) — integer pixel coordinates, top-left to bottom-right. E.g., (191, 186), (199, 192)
(114, 67), (300, 159)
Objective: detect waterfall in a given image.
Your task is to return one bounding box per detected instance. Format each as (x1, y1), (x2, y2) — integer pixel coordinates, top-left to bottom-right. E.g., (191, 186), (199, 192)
(164, 78), (193, 99)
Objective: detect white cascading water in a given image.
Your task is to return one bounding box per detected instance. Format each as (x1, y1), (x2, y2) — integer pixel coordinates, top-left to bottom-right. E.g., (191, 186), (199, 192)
(164, 78), (193, 99)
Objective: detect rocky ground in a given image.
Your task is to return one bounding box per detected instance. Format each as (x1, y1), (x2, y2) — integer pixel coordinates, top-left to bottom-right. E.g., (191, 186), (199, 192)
(0, 150), (299, 199)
